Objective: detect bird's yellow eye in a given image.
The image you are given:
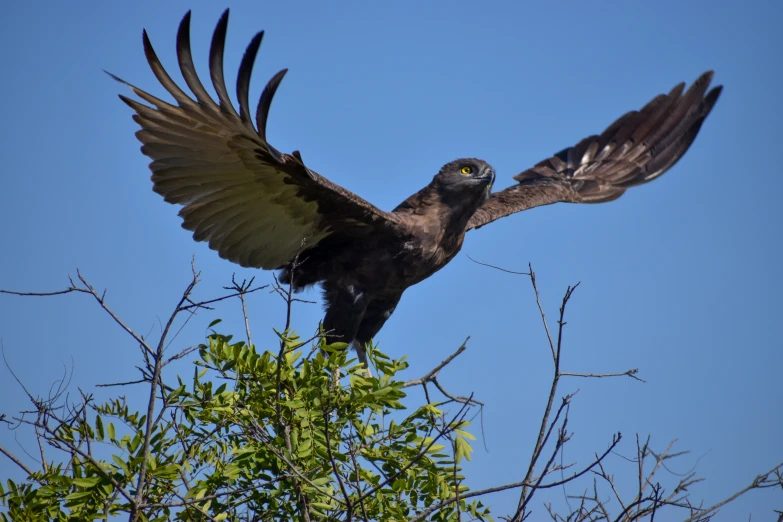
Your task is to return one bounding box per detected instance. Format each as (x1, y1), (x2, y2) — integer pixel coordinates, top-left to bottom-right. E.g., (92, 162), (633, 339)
(460, 166), (473, 175)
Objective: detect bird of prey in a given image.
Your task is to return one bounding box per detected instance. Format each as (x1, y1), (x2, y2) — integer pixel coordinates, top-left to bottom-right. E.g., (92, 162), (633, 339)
(114, 10), (722, 365)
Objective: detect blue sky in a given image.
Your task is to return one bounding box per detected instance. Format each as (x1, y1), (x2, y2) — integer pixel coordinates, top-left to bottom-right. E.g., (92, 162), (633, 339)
(1, 0), (781, 518)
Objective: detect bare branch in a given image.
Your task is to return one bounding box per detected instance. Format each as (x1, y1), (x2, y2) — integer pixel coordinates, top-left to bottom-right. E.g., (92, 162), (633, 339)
(219, 274), (260, 348)
(466, 254), (531, 276)
(323, 408), (353, 520)
(0, 288), (79, 297)
(132, 264), (200, 521)
(77, 270), (156, 357)
(358, 395), (475, 505)
(517, 268), (579, 516)
(0, 443), (34, 477)
(34, 413), (138, 508)
(95, 378), (148, 388)
(180, 281), (269, 311)
(684, 461), (783, 521)
(560, 369), (645, 383)
(404, 338), (469, 388)
(1, 271), (155, 356)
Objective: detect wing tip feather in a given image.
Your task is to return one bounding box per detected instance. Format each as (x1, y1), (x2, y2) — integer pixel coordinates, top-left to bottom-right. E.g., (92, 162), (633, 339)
(236, 30), (265, 126)
(256, 68), (289, 142)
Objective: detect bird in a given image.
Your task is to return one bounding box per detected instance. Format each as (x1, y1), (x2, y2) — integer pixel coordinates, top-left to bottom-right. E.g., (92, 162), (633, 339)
(113, 10), (722, 366)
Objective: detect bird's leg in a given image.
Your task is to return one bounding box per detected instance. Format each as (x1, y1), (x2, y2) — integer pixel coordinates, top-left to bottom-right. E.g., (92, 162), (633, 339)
(322, 284), (370, 378)
(352, 341), (372, 378)
(354, 296), (401, 377)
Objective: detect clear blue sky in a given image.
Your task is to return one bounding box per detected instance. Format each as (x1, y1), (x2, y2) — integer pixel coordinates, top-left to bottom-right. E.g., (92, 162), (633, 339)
(1, 1), (781, 518)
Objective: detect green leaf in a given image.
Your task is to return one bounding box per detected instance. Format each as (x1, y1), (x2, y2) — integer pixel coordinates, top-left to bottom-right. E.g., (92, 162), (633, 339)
(111, 455), (129, 476)
(455, 437), (473, 463)
(94, 415), (104, 440)
(455, 428), (476, 441)
(223, 463), (241, 480)
(297, 437), (313, 458)
(71, 477), (101, 488)
(64, 491), (93, 501)
(285, 350), (302, 366)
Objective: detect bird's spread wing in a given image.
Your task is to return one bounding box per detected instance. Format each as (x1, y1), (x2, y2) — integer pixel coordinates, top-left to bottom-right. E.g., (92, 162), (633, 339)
(114, 10), (401, 269)
(467, 72), (722, 231)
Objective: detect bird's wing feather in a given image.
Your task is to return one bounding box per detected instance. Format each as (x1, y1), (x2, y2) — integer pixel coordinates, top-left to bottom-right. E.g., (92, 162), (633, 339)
(467, 72), (722, 231)
(114, 10), (401, 269)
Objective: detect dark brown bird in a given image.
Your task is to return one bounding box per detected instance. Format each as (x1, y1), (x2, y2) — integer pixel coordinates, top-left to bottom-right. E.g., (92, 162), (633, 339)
(114, 10), (722, 366)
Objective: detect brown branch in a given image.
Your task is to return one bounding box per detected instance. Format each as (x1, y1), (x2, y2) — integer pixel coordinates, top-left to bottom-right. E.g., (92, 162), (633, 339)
(269, 244), (314, 522)
(451, 434), (462, 522)
(250, 432), (346, 506)
(0, 443), (34, 476)
(596, 460), (628, 514)
(431, 377), (484, 407)
(95, 378), (148, 388)
(639, 439), (677, 508)
(76, 270), (156, 357)
(416, 431), (620, 522)
(131, 262), (199, 522)
(684, 461), (783, 521)
(357, 395), (474, 505)
(403, 338), (482, 408)
(561, 368), (645, 383)
(163, 345), (201, 367)
(180, 281), (269, 311)
(35, 415), (138, 508)
(142, 483), (274, 510)
(2, 271), (156, 356)
(0, 288), (79, 297)
(529, 264), (558, 361)
(323, 408), (352, 520)
(465, 254), (531, 276)
(346, 424), (371, 522)
(517, 268), (578, 516)
(527, 393), (575, 493)
(221, 275), (259, 347)
(536, 433), (621, 491)
(403, 338), (469, 388)
(613, 484), (663, 522)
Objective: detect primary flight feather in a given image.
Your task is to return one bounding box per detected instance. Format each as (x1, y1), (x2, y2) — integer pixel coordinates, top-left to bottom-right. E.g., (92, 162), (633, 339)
(115, 10), (722, 365)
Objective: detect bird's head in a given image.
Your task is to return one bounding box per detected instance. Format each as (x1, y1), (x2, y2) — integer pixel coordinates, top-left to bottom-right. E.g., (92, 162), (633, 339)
(433, 158), (496, 204)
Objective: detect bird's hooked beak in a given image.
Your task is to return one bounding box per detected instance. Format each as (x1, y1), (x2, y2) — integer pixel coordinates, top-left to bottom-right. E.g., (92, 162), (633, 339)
(480, 167), (495, 191)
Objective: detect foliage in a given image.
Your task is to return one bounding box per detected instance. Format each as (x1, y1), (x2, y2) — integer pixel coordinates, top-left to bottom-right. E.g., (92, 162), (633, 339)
(0, 327), (489, 521)
(1, 268), (781, 521)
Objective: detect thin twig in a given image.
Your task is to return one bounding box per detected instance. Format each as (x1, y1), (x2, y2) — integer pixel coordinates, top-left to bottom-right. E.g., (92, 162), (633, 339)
(222, 275), (258, 347)
(0, 443), (34, 476)
(95, 378), (148, 388)
(0, 288), (77, 297)
(465, 254), (531, 276)
(132, 263), (199, 521)
(77, 270), (156, 357)
(180, 283), (269, 311)
(684, 461), (783, 521)
(323, 408), (352, 520)
(560, 369), (645, 383)
(402, 338), (482, 407)
(403, 338), (469, 388)
(357, 395), (474, 505)
(517, 268), (578, 516)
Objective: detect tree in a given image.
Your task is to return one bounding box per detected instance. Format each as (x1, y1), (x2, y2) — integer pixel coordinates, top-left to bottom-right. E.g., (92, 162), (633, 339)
(1, 263), (781, 521)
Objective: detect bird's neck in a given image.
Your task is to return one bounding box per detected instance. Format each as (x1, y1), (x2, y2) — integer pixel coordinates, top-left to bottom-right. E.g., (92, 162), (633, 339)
(393, 184), (479, 245)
